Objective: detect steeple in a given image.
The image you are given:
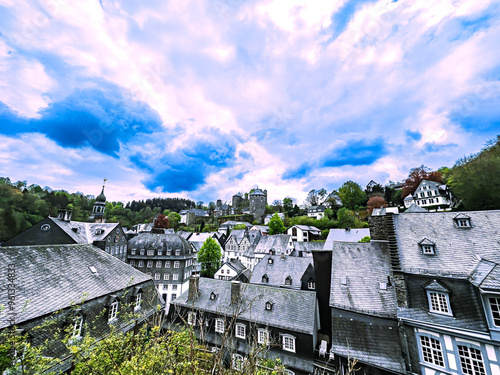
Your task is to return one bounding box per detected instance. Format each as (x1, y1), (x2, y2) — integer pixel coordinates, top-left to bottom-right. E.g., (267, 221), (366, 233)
(88, 179), (107, 223)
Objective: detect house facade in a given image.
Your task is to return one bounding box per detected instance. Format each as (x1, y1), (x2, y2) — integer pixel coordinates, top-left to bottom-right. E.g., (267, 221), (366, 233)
(169, 277), (319, 375)
(287, 225), (321, 243)
(307, 205), (326, 220)
(403, 180), (455, 210)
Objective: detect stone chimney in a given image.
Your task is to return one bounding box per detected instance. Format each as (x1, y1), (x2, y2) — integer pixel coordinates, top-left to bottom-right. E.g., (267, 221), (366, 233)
(188, 276), (199, 301)
(280, 252), (286, 260)
(231, 281), (241, 304)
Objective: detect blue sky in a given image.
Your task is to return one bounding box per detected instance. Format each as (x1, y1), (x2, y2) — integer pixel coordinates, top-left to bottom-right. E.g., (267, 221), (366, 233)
(0, 0), (499, 204)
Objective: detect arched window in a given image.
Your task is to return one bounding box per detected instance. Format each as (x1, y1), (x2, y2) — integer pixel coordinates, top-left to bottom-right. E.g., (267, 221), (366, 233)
(285, 276), (292, 286)
(262, 274), (269, 283)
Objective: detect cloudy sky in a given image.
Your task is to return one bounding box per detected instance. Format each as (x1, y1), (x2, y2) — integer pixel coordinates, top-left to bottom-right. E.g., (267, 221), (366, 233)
(0, 0), (499, 204)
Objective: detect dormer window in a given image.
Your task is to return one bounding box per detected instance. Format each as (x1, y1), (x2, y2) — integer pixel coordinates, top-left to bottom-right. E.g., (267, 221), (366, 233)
(307, 280), (315, 290)
(72, 315), (84, 338)
(285, 276), (292, 286)
(454, 214), (471, 228)
(265, 301), (273, 311)
(262, 274), (269, 283)
(210, 292), (217, 300)
(426, 280), (452, 316)
(419, 239), (436, 255)
(41, 224), (50, 231)
(268, 258), (274, 264)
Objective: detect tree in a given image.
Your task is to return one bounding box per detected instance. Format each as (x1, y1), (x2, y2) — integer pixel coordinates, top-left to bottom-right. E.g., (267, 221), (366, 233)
(283, 197), (293, 216)
(197, 237), (222, 278)
(233, 224), (247, 230)
(401, 165), (443, 198)
(268, 213), (286, 235)
(304, 189), (320, 206)
(338, 181), (366, 209)
(337, 207), (356, 228)
(367, 196), (387, 215)
(167, 212), (181, 228)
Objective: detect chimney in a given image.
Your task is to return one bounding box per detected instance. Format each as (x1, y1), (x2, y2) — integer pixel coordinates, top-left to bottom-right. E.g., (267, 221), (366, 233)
(188, 276), (199, 301)
(231, 281), (241, 304)
(280, 253), (286, 260)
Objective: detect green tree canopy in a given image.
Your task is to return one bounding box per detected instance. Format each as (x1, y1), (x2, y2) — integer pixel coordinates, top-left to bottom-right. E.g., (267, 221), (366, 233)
(338, 181), (366, 209)
(268, 213), (286, 235)
(197, 237), (222, 278)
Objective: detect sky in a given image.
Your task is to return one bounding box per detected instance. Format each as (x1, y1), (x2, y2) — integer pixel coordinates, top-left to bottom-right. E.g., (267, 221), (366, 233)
(0, 0), (499, 205)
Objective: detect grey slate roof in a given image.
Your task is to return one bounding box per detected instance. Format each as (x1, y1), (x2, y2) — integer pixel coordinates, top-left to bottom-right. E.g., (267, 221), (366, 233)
(176, 231), (193, 240)
(189, 232), (216, 243)
(129, 232), (193, 256)
(250, 254), (313, 288)
(323, 228), (370, 248)
(226, 229), (261, 245)
(253, 234), (290, 254)
(404, 203), (428, 212)
(290, 225), (321, 234)
(292, 241), (325, 252)
(172, 278), (316, 335)
(226, 259), (246, 273)
(48, 217), (121, 244)
(394, 210), (500, 276)
(329, 242), (398, 318)
(0, 244), (153, 329)
(470, 259), (500, 291)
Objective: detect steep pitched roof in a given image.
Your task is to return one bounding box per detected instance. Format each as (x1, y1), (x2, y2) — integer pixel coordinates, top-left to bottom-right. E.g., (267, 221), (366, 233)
(172, 278), (316, 335)
(0, 244), (153, 329)
(249, 254), (313, 289)
(393, 210), (500, 276)
(329, 242), (398, 318)
(48, 217), (121, 244)
(291, 225), (321, 233)
(404, 203), (428, 212)
(323, 228), (370, 247)
(293, 241), (325, 252)
(254, 234), (290, 254)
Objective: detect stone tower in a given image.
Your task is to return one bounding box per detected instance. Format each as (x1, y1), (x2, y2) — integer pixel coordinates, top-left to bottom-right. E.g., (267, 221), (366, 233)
(249, 188), (267, 223)
(88, 179), (107, 223)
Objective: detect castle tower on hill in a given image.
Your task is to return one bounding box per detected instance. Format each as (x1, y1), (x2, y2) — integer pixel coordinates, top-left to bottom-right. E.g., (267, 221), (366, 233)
(249, 188), (267, 223)
(88, 179), (107, 223)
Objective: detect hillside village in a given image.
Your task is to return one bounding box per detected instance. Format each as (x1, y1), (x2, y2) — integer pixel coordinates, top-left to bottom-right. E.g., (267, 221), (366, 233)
(1, 139), (500, 374)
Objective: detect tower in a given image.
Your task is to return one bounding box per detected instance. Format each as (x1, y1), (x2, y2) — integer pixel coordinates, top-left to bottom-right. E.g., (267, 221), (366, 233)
(88, 179), (107, 223)
(249, 187), (267, 223)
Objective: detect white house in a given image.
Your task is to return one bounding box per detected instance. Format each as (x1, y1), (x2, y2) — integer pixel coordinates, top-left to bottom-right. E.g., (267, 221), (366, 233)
(403, 180), (455, 210)
(287, 225), (321, 242)
(307, 205), (326, 220)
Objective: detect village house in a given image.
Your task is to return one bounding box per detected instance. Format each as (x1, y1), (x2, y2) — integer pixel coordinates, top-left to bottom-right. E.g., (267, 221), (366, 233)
(0, 243), (158, 373)
(224, 228), (262, 263)
(214, 260), (251, 282)
(169, 277), (319, 374)
(242, 233), (293, 270)
(307, 205), (326, 220)
(403, 180), (455, 210)
(287, 225), (321, 243)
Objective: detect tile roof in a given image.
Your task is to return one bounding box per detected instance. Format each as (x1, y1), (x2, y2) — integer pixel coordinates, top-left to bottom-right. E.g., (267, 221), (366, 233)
(172, 278), (317, 335)
(394, 210), (500, 276)
(249, 254), (313, 289)
(48, 217), (121, 244)
(0, 244), (152, 329)
(329, 242), (398, 318)
(323, 228), (370, 247)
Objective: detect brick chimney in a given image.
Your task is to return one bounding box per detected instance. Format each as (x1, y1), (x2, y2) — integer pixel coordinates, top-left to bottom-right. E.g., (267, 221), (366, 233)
(231, 281), (241, 304)
(188, 276), (199, 301)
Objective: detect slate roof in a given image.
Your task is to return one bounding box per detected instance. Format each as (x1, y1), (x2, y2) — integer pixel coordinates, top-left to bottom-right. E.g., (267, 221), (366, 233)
(129, 232), (193, 256)
(393, 210), (500, 276)
(219, 221), (252, 229)
(176, 231), (193, 240)
(323, 228), (370, 248)
(254, 234), (290, 254)
(189, 232), (216, 243)
(226, 229), (261, 245)
(0, 244), (153, 329)
(470, 259), (500, 291)
(172, 278), (316, 335)
(329, 242), (398, 318)
(250, 225), (269, 234)
(250, 254), (313, 289)
(249, 188), (266, 196)
(290, 225), (321, 234)
(404, 203), (428, 213)
(292, 241), (325, 252)
(47, 217), (121, 244)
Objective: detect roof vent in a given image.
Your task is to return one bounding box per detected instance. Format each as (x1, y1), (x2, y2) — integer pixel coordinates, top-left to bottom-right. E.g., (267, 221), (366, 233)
(72, 227), (79, 233)
(89, 266), (98, 274)
(268, 258), (274, 264)
(341, 277), (347, 286)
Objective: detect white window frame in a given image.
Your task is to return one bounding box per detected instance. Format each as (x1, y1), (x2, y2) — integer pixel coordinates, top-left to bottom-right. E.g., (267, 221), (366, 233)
(72, 315), (84, 338)
(308, 281), (315, 290)
(282, 334), (296, 353)
(232, 353), (244, 371)
(134, 293), (142, 310)
(457, 345), (486, 375)
(235, 323), (246, 339)
(147, 261), (153, 268)
(215, 318), (225, 333)
(421, 244), (435, 255)
(147, 249), (154, 256)
(174, 261), (180, 268)
(456, 218), (471, 228)
(173, 273), (179, 281)
(175, 250), (180, 256)
(138, 260), (144, 267)
(165, 261), (171, 268)
(419, 335), (445, 368)
(257, 328), (269, 345)
(427, 291), (452, 316)
(108, 301), (119, 323)
(488, 296), (500, 327)
(187, 312), (196, 326)
(155, 273), (160, 280)
(156, 261), (162, 268)
(164, 273), (170, 281)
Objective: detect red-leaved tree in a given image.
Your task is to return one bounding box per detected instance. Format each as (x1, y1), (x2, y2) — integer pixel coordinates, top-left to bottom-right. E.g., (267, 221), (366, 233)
(401, 165), (443, 198)
(367, 196), (387, 214)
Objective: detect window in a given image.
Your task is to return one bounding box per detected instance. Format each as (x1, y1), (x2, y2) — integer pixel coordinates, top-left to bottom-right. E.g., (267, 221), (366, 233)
(138, 261), (144, 267)
(265, 301), (273, 311)
(173, 273), (179, 280)
(155, 273), (160, 280)
(422, 245), (435, 255)
(147, 261), (153, 268)
(130, 260), (136, 266)
(108, 302), (119, 322)
(41, 224), (50, 231)
(282, 334), (295, 352)
(174, 261), (180, 268)
(164, 273), (170, 280)
(72, 315), (83, 338)
(489, 297), (500, 326)
(262, 274), (269, 283)
(235, 323), (246, 339)
(175, 250), (180, 256)
(232, 353), (244, 371)
(135, 293), (142, 310)
(215, 319), (224, 333)
(156, 261), (162, 268)
(268, 258), (274, 264)
(457, 345), (486, 375)
(147, 249), (154, 255)
(171, 294), (177, 300)
(140, 249), (145, 255)
(258, 329), (269, 345)
(167, 250), (172, 256)
(157, 249), (163, 256)
(172, 285), (177, 290)
(457, 219), (471, 228)
(131, 249), (136, 255)
(420, 336), (444, 367)
(210, 292), (217, 300)
(188, 312), (196, 325)
(165, 261), (171, 268)
(341, 277), (347, 285)
(428, 291), (451, 315)
(308, 281), (315, 290)
(285, 276), (292, 286)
